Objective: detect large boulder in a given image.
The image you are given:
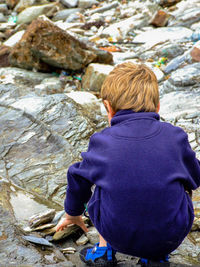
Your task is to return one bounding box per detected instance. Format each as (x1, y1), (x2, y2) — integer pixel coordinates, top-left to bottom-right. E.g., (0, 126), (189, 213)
(0, 67), (105, 203)
(9, 16), (113, 71)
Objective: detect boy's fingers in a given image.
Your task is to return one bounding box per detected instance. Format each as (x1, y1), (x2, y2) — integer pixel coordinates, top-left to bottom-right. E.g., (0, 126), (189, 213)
(78, 221), (88, 233)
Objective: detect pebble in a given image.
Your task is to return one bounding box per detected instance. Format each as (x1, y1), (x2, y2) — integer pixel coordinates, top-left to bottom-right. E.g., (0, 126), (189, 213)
(76, 234), (89, 245)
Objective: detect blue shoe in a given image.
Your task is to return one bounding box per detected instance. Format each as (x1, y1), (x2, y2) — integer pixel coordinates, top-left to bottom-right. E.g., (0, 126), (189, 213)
(79, 242), (117, 266)
(138, 255), (169, 266)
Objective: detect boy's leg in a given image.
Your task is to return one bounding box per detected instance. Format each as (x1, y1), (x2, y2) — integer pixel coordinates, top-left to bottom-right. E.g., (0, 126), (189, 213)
(99, 234), (107, 247)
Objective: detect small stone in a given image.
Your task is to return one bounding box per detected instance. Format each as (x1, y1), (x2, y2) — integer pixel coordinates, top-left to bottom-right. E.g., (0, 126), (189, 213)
(150, 10), (169, 27)
(82, 63), (114, 92)
(4, 30), (25, 47)
(86, 226), (99, 245)
(76, 234), (89, 245)
(60, 0), (78, 8)
(61, 247), (76, 254)
(190, 41), (200, 62)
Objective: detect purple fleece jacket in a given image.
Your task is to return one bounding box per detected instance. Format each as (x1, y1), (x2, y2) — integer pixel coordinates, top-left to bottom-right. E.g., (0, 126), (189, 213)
(64, 110), (200, 259)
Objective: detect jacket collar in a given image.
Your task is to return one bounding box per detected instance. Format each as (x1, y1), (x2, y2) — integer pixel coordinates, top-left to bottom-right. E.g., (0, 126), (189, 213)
(111, 109), (160, 126)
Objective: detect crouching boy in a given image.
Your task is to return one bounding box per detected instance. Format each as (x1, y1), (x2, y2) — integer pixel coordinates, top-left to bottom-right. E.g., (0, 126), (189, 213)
(56, 62), (200, 266)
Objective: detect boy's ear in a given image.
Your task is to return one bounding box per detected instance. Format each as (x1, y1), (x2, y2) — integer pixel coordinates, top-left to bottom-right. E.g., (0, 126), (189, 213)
(103, 100), (116, 117)
(156, 102), (160, 113)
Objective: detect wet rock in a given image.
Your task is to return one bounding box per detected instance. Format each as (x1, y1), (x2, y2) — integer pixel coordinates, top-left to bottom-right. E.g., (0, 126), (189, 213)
(0, 45), (10, 67)
(10, 16), (98, 71)
(17, 3), (58, 24)
(190, 41), (200, 62)
(0, 181), (44, 265)
(78, 0), (98, 9)
(60, 0), (78, 8)
(29, 209), (56, 228)
(53, 8), (82, 21)
(86, 226), (99, 245)
(4, 30), (25, 47)
(82, 63), (114, 92)
(23, 235), (53, 246)
(150, 10), (169, 27)
(76, 234), (89, 245)
(14, 0), (36, 13)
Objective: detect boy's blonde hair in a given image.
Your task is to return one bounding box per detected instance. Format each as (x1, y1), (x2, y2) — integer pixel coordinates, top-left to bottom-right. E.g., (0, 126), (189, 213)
(101, 62), (159, 112)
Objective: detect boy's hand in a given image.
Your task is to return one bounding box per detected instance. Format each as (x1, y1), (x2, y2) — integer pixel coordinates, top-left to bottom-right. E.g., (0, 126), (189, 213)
(56, 213), (88, 233)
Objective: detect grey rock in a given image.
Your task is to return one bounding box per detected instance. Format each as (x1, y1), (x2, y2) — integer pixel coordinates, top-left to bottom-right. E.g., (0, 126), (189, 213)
(17, 3), (58, 24)
(78, 0), (98, 9)
(53, 8), (82, 21)
(23, 235), (53, 246)
(166, 63), (200, 87)
(60, 0), (78, 8)
(169, 8), (200, 28)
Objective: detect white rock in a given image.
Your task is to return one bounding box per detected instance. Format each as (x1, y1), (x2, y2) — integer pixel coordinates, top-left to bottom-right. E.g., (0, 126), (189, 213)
(76, 234), (89, 245)
(60, 0), (78, 8)
(82, 63), (114, 92)
(134, 27), (193, 49)
(4, 30), (25, 47)
(101, 14), (147, 41)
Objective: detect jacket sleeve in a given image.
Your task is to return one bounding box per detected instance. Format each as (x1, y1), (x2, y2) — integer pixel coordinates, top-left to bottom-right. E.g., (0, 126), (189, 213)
(64, 133), (101, 216)
(181, 131), (200, 191)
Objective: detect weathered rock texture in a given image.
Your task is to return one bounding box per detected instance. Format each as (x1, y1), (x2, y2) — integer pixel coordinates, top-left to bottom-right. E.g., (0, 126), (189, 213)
(9, 16), (112, 72)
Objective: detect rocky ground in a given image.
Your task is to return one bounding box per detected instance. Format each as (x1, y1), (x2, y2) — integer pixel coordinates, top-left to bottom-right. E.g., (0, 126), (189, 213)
(0, 0), (200, 266)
